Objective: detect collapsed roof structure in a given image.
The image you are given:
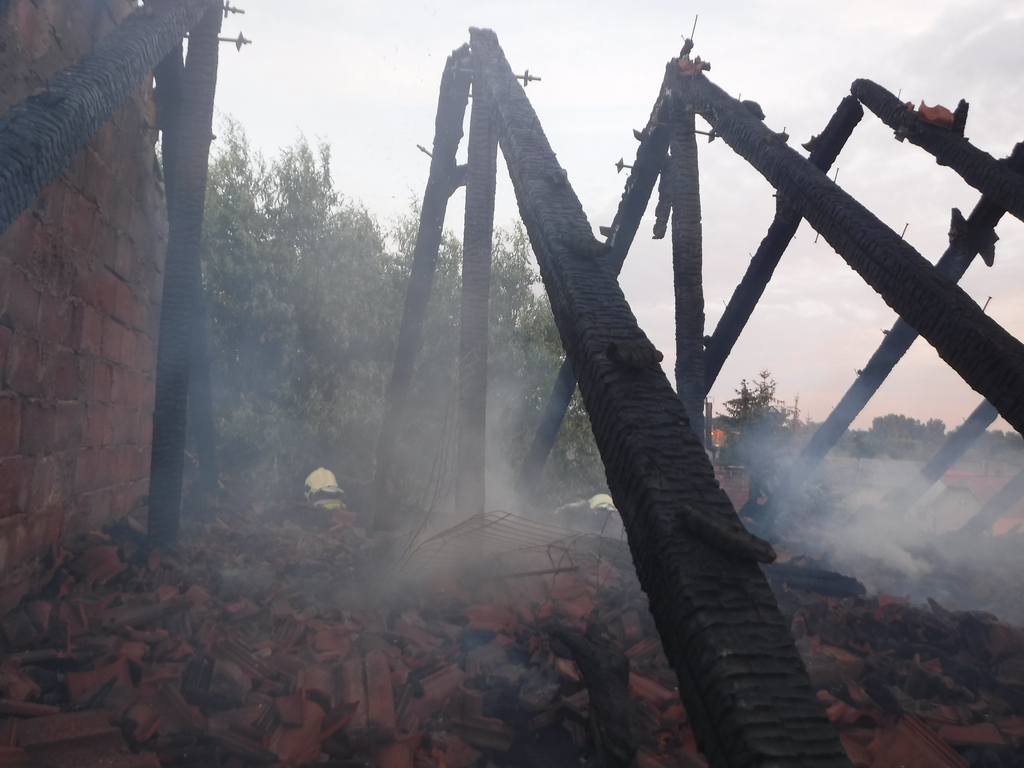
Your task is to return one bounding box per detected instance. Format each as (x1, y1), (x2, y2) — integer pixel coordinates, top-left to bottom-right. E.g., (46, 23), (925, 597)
(368, 27), (1024, 768)
(3, 2), (1024, 765)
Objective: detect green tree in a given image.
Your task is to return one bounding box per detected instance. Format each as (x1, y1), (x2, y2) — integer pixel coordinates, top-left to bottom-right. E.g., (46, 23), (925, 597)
(199, 120), (604, 509)
(716, 370), (794, 507)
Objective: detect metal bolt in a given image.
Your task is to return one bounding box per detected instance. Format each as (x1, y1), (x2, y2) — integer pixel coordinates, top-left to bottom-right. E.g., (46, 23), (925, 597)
(899, 223), (909, 239)
(614, 158), (633, 174)
(416, 144), (432, 158)
(515, 69), (541, 87)
(223, 2), (245, 16)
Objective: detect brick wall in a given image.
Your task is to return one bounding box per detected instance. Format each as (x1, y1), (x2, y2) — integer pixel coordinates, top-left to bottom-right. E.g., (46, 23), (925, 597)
(0, 0), (167, 578)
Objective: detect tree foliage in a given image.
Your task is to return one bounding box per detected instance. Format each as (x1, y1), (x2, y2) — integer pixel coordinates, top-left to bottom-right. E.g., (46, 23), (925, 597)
(198, 120), (605, 507)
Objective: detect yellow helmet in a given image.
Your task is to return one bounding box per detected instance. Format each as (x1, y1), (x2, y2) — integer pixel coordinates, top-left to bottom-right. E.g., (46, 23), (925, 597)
(589, 493), (615, 509)
(304, 468), (339, 500)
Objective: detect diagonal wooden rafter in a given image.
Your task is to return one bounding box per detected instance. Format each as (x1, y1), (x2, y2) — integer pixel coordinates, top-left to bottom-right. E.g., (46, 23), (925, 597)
(470, 28), (851, 768)
(768, 142), (1024, 516)
(686, 73), (1024, 437)
(852, 79), (1024, 224)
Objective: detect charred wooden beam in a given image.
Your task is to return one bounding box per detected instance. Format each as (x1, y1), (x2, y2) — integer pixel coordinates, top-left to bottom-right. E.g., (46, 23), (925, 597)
(668, 93), (705, 436)
(155, 45), (219, 501)
(852, 79), (1024, 224)
(516, 66), (675, 496)
(372, 46), (472, 529)
(886, 399), (998, 513)
(703, 96), (863, 393)
(471, 29), (849, 768)
(454, 60), (499, 518)
(961, 465), (1024, 536)
(686, 73), (1024, 437)
(767, 143), (1024, 515)
(0, 0), (214, 237)
(147, 4), (222, 549)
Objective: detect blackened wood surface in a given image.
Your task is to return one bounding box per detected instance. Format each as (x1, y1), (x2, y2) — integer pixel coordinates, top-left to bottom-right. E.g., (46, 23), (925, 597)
(471, 29), (849, 768)
(0, 0), (213, 236)
(770, 143), (1024, 512)
(886, 399), (998, 513)
(155, 45), (219, 498)
(454, 62), (498, 517)
(516, 67), (675, 496)
(147, 4), (221, 548)
(687, 74), (1024, 437)
(852, 79), (1024, 224)
(703, 96), (862, 393)
(373, 46), (472, 529)
(668, 103), (705, 436)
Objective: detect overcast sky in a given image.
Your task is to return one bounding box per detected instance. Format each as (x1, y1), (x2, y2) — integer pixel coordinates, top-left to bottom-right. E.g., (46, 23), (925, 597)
(211, 0), (1024, 432)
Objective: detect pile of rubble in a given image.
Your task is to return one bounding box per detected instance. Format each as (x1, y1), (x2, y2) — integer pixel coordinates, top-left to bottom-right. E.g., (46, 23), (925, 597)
(0, 497), (1022, 768)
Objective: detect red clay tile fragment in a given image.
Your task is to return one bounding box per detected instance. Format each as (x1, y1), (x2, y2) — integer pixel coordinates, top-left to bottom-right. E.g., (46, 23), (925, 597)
(918, 102), (955, 128)
(937, 723), (1007, 747)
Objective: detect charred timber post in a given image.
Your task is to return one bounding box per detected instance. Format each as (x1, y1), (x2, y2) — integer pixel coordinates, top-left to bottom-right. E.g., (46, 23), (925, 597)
(686, 74), (1024, 437)
(961, 465), (1024, 536)
(852, 80), (1024, 224)
(155, 46), (220, 499)
(767, 143), (1024, 516)
(470, 28), (850, 768)
(668, 93), (705, 436)
(454, 59), (499, 518)
(147, 4), (222, 549)
(0, 0), (214, 237)
(515, 67), (676, 496)
(703, 96), (863, 393)
(885, 399), (999, 513)
(372, 46), (472, 530)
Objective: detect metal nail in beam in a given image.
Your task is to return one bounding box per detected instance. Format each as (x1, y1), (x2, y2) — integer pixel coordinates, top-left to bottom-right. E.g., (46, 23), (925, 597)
(686, 73), (1024, 436)
(0, 0), (214, 237)
(852, 79), (1024, 224)
(372, 45), (473, 530)
(470, 28), (848, 767)
(703, 96), (863, 393)
(516, 64), (677, 497)
(767, 143), (1024, 515)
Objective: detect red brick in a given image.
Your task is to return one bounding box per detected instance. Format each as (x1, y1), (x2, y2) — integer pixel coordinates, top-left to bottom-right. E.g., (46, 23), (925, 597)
(112, 278), (133, 325)
(73, 304), (103, 354)
(65, 191), (97, 256)
(70, 488), (112, 535)
(88, 361), (113, 403)
(136, 334), (154, 372)
(73, 447), (101, 495)
(120, 325), (137, 366)
(5, 336), (42, 397)
(41, 350), (81, 401)
(54, 403), (84, 448)
(83, 147), (113, 209)
(74, 266), (116, 314)
(101, 316), (124, 364)
(132, 300), (149, 333)
(113, 234), (134, 283)
(139, 413), (153, 446)
(109, 407), (132, 445)
(91, 221), (117, 269)
(30, 454), (68, 515)
(2, 267), (40, 335)
(19, 400), (56, 456)
(38, 181), (68, 229)
(0, 395), (20, 458)
(82, 405), (113, 448)
(38, 294), (75, 348)
(0, 457), (33, 518)
(0, 324), (12, 377)
(0, 212), (40, 263)
(131, 445), (149, 477)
